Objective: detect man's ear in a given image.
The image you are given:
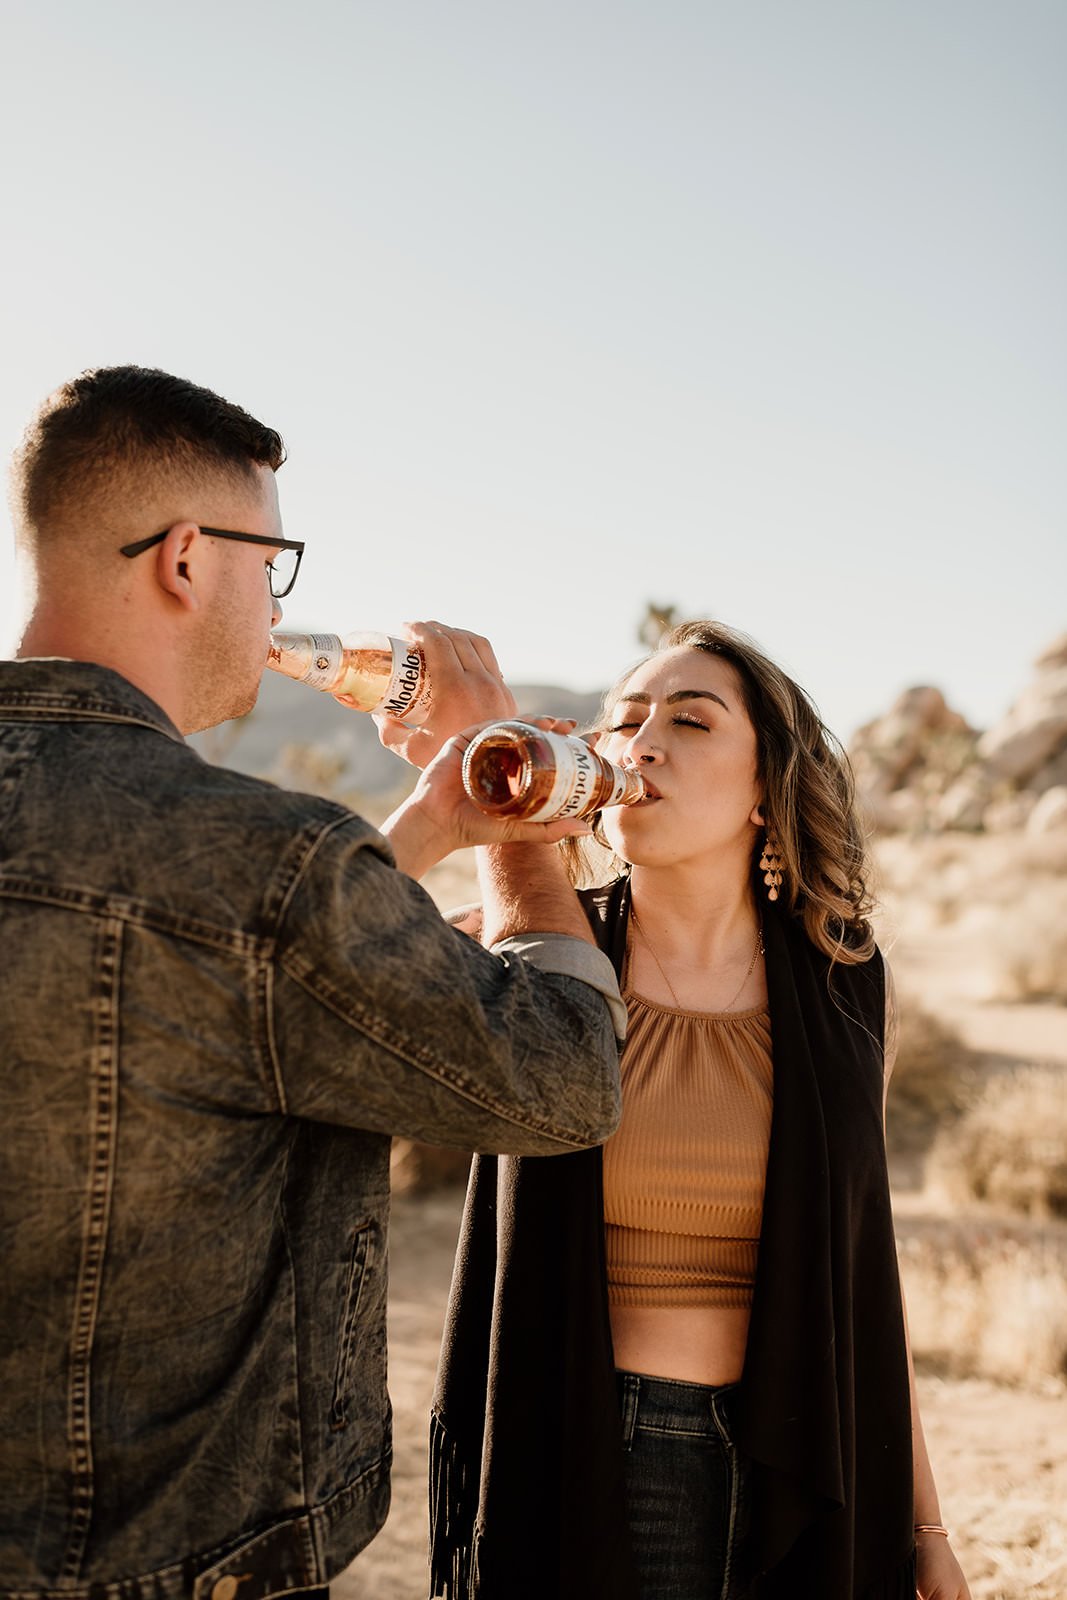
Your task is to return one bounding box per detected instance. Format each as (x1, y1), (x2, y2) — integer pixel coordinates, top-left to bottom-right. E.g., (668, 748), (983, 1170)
(155, 523), (202, 612)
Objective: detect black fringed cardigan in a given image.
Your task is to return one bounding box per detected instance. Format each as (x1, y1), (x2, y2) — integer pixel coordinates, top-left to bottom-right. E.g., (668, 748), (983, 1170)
(430, 875), (916, 1599)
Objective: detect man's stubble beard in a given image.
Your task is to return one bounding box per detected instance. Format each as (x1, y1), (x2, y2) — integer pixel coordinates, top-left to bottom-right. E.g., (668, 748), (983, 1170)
(180, 590), (268, 735)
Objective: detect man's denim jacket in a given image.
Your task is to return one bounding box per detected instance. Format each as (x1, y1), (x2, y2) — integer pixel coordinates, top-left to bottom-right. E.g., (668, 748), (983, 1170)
(0, 662), (622, 1600)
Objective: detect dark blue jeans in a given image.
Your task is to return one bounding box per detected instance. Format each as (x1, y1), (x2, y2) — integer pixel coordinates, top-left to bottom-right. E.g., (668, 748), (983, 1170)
(616, 1370), (750, 1600)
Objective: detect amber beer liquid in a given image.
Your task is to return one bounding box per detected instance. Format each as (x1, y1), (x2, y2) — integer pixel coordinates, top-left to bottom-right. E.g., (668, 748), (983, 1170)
(266, 632), (431, 721)
(462, 720), (647, 822)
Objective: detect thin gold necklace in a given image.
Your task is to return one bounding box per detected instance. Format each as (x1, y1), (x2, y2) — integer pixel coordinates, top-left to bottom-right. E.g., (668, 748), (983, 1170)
(629, 903), (765, 1013)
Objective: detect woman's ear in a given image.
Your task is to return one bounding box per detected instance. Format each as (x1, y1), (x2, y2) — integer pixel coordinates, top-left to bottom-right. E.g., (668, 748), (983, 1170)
(750, 800), (767, 828)
(155, 523), (202, 612)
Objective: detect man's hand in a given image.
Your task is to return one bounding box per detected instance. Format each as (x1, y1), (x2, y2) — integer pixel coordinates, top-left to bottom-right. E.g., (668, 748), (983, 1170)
(380, 719), (588, 880)
(368, 620), (517, 769)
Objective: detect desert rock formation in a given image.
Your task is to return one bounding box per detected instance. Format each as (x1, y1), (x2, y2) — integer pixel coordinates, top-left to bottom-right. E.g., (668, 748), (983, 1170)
(851, 632), (1067, 834)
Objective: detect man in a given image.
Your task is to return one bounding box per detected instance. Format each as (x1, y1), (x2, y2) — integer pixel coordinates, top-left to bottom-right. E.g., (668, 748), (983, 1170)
(0, 367), (623, 1600)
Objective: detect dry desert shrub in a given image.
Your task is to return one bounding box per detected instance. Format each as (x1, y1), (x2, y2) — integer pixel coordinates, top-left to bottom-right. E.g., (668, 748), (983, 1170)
(886, 1001), (978, 1156)
(897, 1216), (1067, 1384)
(989, 881), (1067, 1002)
(875, 830), (1067, 1002)
(950, 831), (1067, 1001)
(930, 1065), (1067, 1219)
(876, 827), (1066, 906)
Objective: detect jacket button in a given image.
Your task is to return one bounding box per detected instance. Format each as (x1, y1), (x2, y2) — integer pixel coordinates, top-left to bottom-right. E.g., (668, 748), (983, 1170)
(212, 1578), (240, 1600)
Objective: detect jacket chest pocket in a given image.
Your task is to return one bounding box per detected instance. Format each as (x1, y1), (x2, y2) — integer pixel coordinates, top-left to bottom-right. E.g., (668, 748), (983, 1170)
(330, 1219), (384, 1432)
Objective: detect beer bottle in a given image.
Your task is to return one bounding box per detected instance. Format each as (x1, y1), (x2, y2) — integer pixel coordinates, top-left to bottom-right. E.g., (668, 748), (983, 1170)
(266, 632), (431, 721)
(462, 720), (647, 822)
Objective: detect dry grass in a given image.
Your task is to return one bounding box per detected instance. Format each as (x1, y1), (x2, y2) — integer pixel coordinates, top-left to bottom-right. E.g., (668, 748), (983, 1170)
(898, 1213), (1067, 1384)
(917, 1372), (1067, 1600)
(887, 1001), (979, 1158)
(929, 1065), (1067, 1220)
(993, 883), (1067, 1002)
(931, 1439), (1067, 1599)
(894, 1050), (1067, 1386)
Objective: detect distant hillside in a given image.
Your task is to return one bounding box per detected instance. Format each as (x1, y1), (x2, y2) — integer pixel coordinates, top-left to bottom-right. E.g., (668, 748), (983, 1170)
(190, 672), (605, 798)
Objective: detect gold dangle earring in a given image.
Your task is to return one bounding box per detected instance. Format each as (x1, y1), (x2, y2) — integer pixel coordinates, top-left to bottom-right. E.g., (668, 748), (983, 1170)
(759, 830), (784, 902)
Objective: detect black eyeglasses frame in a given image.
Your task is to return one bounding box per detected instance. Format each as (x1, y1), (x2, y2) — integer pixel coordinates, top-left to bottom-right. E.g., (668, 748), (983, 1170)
(119, 526), (306, 599)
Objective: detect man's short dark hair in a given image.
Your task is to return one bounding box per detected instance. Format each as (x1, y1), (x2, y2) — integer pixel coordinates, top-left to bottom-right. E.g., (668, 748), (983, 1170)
(12, 366), (286, 541)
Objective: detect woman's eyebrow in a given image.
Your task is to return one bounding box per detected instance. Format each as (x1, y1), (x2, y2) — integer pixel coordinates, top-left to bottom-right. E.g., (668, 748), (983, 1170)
(616, 688), (731, 712)
(668, 689), (730, 712)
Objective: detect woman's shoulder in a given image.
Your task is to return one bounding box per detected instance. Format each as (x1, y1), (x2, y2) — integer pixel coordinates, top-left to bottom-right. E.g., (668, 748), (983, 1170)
(780, 901), (884, 972)
(576, 875), (629, 921)
(778, 905), (888, 1014)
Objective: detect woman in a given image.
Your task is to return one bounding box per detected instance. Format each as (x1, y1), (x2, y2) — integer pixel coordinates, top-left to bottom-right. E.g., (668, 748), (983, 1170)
(426, 620), (970, 1600)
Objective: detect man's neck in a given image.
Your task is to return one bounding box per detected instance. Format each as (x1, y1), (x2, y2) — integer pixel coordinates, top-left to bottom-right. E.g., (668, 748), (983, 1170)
(18, 601), (188, 731)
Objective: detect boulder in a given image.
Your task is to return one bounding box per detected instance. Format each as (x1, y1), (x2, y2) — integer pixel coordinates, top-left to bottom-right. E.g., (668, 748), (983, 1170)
(936, 769), (996, 831)
(1026, 785), (1067, 836)
(851, 687), (979, 832)
(978, 632), (1067, 787)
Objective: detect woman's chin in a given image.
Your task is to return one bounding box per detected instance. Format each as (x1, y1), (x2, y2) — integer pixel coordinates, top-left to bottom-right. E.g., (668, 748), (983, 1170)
(601, 828), (672, 870)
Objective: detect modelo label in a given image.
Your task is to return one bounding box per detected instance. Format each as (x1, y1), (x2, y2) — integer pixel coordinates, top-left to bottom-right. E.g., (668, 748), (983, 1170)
(300, 633), (344, 689)
(379, 640), (430, 721)
(528, 730), (603, 821)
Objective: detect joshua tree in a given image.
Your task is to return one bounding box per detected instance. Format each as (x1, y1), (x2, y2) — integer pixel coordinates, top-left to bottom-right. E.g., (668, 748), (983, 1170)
(638, 602), (679, 651)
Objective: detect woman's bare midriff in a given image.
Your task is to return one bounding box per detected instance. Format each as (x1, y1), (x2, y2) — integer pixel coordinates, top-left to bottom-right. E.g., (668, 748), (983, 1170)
(610, 1304), (751, 1386)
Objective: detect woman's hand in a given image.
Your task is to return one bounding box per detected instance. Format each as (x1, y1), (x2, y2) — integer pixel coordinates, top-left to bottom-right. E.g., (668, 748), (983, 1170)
(916, 1532), (971, 1600)
(368, 620), (516, 769)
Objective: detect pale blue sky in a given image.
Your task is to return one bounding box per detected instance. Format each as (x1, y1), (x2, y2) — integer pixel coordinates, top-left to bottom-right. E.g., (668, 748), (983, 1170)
(2, 0), (1063, 740)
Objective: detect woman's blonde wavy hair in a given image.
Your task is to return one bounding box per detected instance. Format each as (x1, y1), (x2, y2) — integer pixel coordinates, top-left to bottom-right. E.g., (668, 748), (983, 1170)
(566, 619), (875, 965)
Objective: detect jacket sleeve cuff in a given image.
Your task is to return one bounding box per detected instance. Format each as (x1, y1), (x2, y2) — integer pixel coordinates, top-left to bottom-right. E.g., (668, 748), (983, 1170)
(490, 932), (627, 1043)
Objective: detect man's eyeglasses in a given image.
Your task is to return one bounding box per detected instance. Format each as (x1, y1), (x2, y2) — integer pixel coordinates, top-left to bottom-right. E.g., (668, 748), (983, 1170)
(119, 527), (305, 599)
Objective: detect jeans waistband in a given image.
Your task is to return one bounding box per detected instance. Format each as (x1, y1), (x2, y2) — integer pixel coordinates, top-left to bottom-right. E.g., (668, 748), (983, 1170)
(615, 1369), (741, 1446)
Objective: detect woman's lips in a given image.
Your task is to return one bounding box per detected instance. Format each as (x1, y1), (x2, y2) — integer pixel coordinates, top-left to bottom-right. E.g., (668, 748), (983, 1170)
(633, 777), (662, 803)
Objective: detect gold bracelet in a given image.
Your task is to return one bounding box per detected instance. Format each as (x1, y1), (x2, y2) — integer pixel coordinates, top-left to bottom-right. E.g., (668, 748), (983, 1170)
(914, 1524), (950, 1537)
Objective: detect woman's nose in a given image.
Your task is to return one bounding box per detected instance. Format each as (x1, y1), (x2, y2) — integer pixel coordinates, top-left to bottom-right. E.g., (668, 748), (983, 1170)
(623, 732), (663, 767)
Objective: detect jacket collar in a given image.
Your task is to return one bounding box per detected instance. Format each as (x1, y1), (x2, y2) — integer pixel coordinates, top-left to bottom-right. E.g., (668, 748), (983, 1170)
(0, 658), (185, 743)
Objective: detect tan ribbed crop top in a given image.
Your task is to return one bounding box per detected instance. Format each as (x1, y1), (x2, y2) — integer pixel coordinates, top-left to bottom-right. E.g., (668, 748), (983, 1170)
(603, 986), (773, 1310)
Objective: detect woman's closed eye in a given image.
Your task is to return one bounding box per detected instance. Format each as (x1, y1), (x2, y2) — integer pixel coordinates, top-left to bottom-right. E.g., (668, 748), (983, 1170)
(604, 715), (709, 734)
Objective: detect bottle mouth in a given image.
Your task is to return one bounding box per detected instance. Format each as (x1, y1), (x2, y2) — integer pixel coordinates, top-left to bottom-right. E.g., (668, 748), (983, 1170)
(472, 744), (527, 807)
(461, 721), (540, 814)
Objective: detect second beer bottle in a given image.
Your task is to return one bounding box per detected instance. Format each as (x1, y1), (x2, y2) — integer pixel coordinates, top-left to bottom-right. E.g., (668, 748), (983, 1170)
(462, 720), (647, 822)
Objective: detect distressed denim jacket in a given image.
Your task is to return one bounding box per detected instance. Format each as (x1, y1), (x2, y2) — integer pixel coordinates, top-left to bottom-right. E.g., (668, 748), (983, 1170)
(0, 661), (622, 1600)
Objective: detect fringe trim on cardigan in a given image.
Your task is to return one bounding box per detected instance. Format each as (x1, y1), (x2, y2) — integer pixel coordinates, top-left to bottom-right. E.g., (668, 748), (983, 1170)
(428, 1409), (481, 1600)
